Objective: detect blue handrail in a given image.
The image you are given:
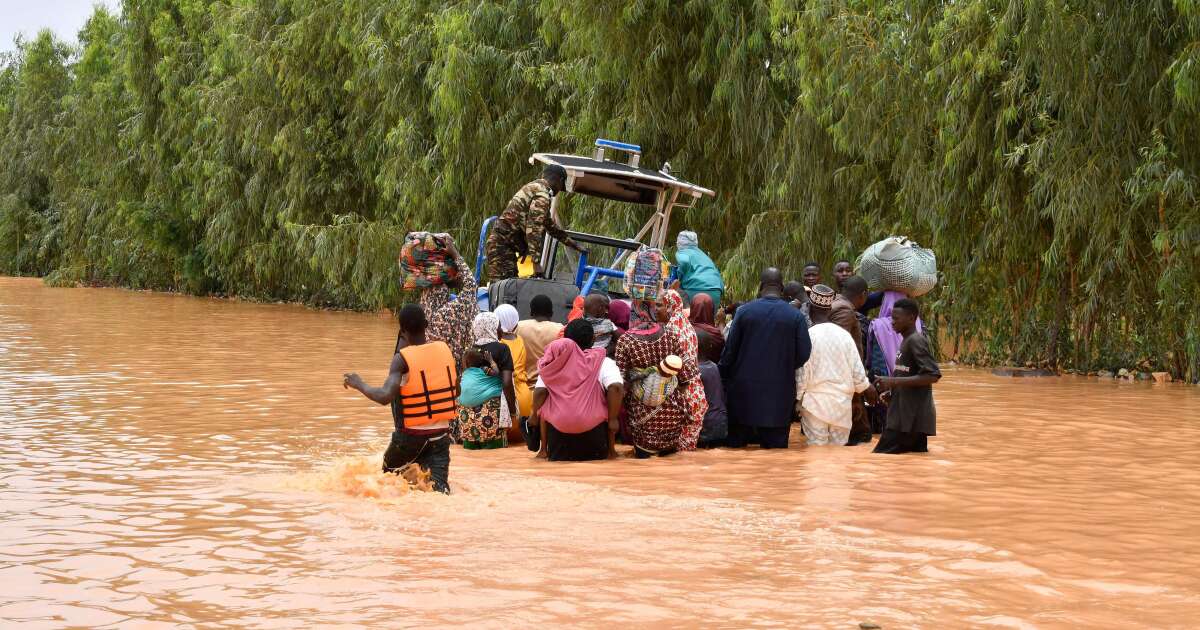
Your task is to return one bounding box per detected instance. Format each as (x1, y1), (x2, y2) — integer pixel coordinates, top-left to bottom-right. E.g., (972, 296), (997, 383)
(474, 215), (498, 284)
(595, 138), (642, 154)
(579, 265), (626, 296)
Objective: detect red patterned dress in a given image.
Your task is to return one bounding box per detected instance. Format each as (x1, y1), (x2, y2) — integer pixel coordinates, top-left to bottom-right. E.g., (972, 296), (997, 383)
(661, 290), (708, 450)
(614, 324), (696, 453)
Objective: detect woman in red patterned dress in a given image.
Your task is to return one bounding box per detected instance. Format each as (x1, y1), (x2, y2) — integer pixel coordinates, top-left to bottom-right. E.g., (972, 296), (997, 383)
(661, 288), (708, 450)
(614, 297), (697, 458)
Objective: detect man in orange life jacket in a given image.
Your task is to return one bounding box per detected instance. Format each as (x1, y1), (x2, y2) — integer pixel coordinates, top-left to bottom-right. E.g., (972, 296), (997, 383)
(344, 304), (459, 493)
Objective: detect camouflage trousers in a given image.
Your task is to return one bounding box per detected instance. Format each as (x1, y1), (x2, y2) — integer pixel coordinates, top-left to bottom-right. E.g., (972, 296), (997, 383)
(485, 221), (520, 282)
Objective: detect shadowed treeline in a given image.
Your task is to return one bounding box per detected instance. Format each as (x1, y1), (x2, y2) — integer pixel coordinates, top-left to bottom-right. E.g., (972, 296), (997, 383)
(1, 1), (1198, 380)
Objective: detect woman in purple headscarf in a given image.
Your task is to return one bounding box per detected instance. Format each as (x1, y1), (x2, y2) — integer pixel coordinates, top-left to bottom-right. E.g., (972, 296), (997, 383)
(866, 291), (923, 433)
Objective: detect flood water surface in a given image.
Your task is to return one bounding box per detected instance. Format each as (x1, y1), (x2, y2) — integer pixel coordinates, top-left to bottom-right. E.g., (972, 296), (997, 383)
(2, 277), (1198, 628)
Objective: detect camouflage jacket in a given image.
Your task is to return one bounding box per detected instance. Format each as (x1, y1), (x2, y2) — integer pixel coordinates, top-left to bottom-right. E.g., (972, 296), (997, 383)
(496, 178), (570, 265)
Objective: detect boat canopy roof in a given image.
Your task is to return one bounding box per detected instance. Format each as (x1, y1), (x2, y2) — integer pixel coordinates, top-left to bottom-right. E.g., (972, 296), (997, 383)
(529, 152), (715, 206)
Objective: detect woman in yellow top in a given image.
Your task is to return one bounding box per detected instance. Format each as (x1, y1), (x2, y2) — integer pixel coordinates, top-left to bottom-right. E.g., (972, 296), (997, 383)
(494, 304), (532, 444)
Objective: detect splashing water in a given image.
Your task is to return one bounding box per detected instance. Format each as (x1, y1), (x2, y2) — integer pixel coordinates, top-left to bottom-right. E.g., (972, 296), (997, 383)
(279, 453), (436, 500)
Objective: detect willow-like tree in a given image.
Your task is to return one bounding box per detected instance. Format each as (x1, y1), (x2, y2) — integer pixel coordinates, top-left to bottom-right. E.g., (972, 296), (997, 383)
(1, 0), (1197, 381)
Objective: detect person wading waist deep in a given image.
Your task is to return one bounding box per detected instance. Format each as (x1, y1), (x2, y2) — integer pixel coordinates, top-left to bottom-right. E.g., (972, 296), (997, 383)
(343, 304), (459, 493)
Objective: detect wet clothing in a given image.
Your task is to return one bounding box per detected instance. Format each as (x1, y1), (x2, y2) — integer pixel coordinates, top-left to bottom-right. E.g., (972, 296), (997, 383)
(720, 296), (812, 436)
(545, 421), (610, 461)
(726, 424), (791, 449)
(383, 431), (451, 493)
(874, 332), (939, 454)
(662, 289), (707, 451)
(486, 178), (569, 280)
(534, 339), (616, 434)
(536, 341), (622, 462)
(796, 323), (870, 446)
(866, 325), (893, 434)
(420, 258), (478, 368)
(801, 419), (850, 446)
(458, 341), (514, 449)
(830, 295), (871, 444)
(873, 429), (928, 453)
(697, 361), (728, 447)
(615, 324), (695, 454)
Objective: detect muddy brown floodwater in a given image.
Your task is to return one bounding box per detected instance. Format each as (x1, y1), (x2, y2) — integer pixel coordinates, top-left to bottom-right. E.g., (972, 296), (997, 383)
(2, 277), (1199, 628)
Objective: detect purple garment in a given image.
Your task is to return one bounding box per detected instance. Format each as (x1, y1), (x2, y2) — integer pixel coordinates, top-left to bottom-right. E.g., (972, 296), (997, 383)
(869, 291), (924, 375)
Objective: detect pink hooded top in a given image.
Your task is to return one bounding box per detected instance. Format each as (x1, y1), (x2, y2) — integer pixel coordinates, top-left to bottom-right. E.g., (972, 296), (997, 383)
(536, 338), (608, 433)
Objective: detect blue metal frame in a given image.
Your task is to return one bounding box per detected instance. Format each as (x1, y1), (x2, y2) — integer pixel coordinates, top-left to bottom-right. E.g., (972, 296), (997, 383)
(579, 266), (626, 296)
(474, 215), (497, 284)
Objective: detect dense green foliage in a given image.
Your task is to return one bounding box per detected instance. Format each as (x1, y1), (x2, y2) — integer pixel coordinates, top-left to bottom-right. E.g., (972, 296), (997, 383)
(2, 1), (1199, 381)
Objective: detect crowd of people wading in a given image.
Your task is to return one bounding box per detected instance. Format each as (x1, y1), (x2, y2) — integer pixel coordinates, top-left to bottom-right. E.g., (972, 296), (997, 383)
(344, 165), (941, 493)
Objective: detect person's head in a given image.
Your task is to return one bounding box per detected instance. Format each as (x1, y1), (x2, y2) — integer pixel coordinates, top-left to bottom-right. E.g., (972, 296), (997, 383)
(563, 317), (595, 350)
(398, 304), (428, 341)
(802, 262), (822, 287)
(542, 164), (568, 194)
(654, 299), (671, 324)
(658, 355), (683, 378)
(472, 311), (501, 344)
(608, 299), (631, 331)
(676, 230), (699, 250)
(833, 260), (854, 289)
(696, 328), (721, 363)
(892, 298), (920, 335)
(584, 293), (610, 319)
(689, 292), (715, 325)
(759, 267), (784, 297)
(463, 347), (490, 369)
(782, 280), (805, 302)
(494, 303), (520, 336)
(529, 294), (554, 321)
(808, 284), (835, 324)
(841, 275), (869, 309)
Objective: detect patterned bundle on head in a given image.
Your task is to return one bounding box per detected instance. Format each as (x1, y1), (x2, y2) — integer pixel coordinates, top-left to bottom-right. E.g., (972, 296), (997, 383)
(399, 232), (460, 290)
(623, 247), (665, 301)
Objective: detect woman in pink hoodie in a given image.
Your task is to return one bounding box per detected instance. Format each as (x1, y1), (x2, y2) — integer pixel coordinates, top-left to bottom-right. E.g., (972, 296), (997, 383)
(530, 319), (625, 461)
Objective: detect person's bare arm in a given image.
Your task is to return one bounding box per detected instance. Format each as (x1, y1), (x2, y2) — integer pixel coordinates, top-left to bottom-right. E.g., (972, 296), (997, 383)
(605, 383), (624, 459)
(501, 369), (517, 423)
(875, 374), (941, 389)
(531, 387), (548, 459)
(343, 353), (407, 405)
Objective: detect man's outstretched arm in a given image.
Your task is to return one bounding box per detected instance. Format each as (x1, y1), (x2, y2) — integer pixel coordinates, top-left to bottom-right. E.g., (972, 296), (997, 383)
(344, 353), (407, 405)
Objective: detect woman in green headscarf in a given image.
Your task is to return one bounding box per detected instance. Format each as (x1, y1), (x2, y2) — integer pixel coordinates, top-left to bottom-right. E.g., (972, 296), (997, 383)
(673, 231), (724, 306)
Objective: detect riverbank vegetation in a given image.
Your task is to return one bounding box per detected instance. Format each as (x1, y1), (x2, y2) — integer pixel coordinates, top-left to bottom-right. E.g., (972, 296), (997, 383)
(2, 2), (1198, 381)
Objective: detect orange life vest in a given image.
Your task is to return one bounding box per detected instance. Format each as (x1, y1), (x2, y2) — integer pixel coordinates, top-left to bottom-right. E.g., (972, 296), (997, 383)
(398, 341), (459, 427)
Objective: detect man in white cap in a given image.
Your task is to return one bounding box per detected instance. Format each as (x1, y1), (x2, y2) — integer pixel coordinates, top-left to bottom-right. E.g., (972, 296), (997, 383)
(795, 285), (877, 446)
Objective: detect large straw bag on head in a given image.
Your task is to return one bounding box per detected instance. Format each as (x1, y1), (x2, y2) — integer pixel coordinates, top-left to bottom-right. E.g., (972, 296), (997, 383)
(857, 236), (938, 297)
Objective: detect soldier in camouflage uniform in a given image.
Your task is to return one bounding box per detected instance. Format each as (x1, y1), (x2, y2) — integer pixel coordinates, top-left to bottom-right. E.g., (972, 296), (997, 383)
(486, 164), (586, 282)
